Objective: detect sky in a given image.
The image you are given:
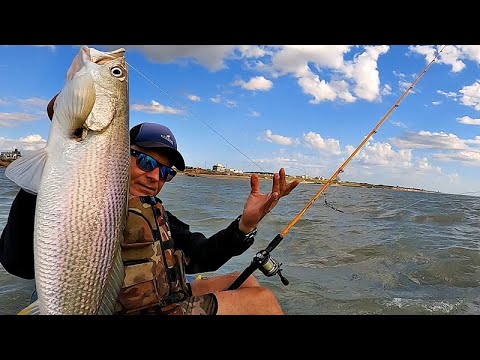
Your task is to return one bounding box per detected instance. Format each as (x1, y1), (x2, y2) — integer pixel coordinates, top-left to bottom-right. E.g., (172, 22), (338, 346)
(0, 45), (479, 196)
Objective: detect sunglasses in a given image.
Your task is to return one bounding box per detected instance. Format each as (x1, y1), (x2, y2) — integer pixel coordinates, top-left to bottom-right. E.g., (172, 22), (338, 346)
(130, 149), (177, 182)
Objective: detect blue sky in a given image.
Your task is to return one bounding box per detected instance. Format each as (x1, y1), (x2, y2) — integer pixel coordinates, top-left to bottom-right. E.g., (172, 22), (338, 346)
(0, 45), (479, 196)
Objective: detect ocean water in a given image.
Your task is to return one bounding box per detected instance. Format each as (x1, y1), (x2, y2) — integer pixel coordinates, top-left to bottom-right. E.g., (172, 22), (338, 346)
(1, 167), (479, 315)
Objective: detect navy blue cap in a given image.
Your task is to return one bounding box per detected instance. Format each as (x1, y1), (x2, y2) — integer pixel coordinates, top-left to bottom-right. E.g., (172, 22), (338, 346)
(130, 122), (185, 171)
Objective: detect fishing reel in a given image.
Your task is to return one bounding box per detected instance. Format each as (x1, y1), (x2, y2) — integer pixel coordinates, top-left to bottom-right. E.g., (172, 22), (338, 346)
(254, 249), (289, 286)
(228, 234), (289, 290)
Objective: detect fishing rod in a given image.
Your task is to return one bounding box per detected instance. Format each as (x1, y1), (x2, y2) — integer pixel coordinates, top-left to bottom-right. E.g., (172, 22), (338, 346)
(227, 45), (448, 290)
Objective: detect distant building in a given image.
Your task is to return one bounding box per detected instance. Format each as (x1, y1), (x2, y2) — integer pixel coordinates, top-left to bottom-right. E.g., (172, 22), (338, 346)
(0, 149), (21, 160)
(212, 163), (225, 172)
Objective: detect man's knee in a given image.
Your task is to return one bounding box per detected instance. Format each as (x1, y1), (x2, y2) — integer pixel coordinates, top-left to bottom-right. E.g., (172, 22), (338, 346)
(245, 287), (283, 314)
(255, 287), (278, 302)
(228, 272), (261, 288)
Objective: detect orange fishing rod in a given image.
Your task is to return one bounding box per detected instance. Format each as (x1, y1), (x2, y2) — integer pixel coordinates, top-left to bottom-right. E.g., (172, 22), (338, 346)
(228, 45), (447, 290)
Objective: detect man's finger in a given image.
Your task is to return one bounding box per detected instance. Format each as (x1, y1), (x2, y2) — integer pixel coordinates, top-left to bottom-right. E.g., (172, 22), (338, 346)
(284, 180), (301, 195)
(250, 173), (260, 194)
(262, 192), (279, 214)
(279, 168), (286, 194)
(270, 173), (279, 195)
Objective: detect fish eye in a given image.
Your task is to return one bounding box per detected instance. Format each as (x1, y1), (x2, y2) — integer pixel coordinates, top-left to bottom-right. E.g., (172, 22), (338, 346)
(110, 66), (124, 77)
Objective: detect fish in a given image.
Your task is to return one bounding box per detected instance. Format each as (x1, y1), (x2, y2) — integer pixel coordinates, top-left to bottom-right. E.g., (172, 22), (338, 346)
(6, 45), (130, 314)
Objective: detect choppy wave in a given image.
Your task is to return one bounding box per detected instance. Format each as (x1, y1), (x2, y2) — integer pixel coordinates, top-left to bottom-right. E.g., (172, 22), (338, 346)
(1, 169), (479, 314)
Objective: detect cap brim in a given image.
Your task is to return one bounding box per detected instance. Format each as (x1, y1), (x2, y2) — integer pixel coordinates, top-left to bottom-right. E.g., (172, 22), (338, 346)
(135, 142), (186, 171)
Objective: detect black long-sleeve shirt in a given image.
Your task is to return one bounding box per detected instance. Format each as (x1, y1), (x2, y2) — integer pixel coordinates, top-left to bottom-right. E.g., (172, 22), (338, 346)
(0, 189), (254, 279)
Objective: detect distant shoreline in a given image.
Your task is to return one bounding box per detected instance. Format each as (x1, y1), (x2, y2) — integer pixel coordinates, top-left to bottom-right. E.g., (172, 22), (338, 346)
(180, 170), (437, 194)
(0, 161), (436, 194)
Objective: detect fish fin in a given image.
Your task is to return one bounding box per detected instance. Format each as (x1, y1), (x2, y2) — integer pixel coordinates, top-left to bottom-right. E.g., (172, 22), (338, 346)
(97, 246), (125, 315)
(5, 148), (48, 194)
(66, 45), (91, 81)
(54, 71), (96, 137)
(90, 47), (126, 65)
(18, 300), (41, 315)
(84, 92), (116, 132)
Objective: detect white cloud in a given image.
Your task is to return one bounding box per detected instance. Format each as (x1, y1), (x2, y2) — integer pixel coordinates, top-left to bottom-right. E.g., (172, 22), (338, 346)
(269, 45), (352, 77)
(298, 75), (338, 103)
(113, 45), (238, 71)
(187, 94), (201, 102)
(346, 144), (356, 156)
(0, 97), (49, 109)
(261, 130), (299, 146)
(236, 45), (268, 58)
(0, 112), (42, 127)
(390, 131), (480, 166)
(381, 84), (392, 96)
(390, 120), (407, 128)
(409, 45), (466, 73)
(437, 89), (458, 99)
(355, 140), (413, 167)
(232, 76), (273, 91)
(248, 110), (260, 117)
(432, 101), (442, 106)
(34, 45), (56, 51)
(303, 131), (341, 155)
(457, 116), (480, 125)
(433, 150), (480, 166)
(208, 95), (236, 108)
(399, 79), (417, 93)
(109, 45), (391, 106)
(329, 80), (356, 103)
(18, 97), (49, 108)
(262, 45), (389, 104)
(417, 157), (442, 173)
(459, 81), (480, 111)
(347, 45), (389, 101)
(131, 100), (184, 115)
(0, 134), (47, 152)
(465, 136), (480, 145)
(391, 131), (469, 150)
(456, 45), (480, 64)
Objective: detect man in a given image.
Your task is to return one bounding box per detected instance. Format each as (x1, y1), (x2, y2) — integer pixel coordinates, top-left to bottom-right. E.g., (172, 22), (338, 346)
(0, 96), (300, 315)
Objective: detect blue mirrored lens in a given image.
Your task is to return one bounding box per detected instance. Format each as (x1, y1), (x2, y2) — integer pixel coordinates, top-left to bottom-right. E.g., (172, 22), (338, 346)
(161, 166), (176, 182)
(133, 150), (177, 182)
(138, 154), (155, 172)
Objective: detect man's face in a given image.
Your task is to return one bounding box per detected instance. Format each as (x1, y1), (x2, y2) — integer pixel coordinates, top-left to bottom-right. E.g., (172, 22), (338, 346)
(130, 145), (172, 196)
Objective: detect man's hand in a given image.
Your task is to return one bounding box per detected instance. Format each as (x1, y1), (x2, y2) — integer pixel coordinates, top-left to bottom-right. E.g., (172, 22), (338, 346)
(239, 168), (300, 233)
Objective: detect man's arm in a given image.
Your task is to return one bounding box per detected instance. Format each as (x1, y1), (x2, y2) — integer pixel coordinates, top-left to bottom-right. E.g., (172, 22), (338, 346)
(0, 189), (36, 279)
(167, 211), (254, 274)
(166, 168), (299, 274)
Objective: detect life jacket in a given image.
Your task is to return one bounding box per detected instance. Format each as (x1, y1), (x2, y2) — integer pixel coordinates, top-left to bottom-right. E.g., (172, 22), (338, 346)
(114, 196), (191, 314)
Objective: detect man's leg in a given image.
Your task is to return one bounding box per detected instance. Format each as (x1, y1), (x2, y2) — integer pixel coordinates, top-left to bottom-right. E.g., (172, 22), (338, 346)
(214, 288), (284, 315)
(190, 272), (260, 296)
(190, 272), (284, 315)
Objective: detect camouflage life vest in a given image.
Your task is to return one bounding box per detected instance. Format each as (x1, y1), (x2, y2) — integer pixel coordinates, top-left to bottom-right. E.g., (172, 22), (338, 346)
(115, 196), (191, 314)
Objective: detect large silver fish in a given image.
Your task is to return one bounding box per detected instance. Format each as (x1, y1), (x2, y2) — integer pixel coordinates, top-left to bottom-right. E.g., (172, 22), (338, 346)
(6, 46), (130, 314)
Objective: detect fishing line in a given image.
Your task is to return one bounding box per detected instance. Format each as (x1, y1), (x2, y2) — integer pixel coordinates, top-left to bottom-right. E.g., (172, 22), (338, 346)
(124, 60), (268, 173)
(96, 46), (449, 286)
(226, 45), (448, 289)
(279, 45), (447, 237)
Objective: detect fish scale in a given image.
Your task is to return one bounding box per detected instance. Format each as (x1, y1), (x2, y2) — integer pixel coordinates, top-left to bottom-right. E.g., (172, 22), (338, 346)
(7, 46), (130, 315)
(36, 124), (129, 314)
